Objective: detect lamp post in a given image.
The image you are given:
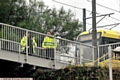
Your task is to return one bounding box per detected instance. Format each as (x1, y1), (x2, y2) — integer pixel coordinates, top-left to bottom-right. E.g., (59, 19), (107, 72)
(92, 0), (97, 66)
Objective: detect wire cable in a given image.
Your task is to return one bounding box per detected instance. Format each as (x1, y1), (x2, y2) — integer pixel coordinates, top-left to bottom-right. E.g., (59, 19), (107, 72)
(119, 0), (120, 11)
(87, 0), (120, 13)
(53, 0), (92, 25)
(52, 0), (91, 12)
(87, 0), (120, 21)
(96, 3), (120, 13)
(53, 0), (120, 24)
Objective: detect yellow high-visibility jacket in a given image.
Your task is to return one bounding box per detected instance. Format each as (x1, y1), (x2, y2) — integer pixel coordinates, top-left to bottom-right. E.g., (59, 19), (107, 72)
(42, 36), (57, 48)
(20, 36), (37, 53)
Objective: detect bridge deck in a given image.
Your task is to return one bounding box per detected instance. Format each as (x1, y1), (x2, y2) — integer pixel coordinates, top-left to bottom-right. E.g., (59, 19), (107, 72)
(0, 50), (69, 69)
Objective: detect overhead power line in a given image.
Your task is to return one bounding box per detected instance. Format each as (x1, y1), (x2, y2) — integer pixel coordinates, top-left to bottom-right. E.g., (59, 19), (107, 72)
(53, 0), (92, 25)
(87, 0), (120, 21)
(119, 0), (120, 11)
(52, 0), (91, 12)
(96, 3), (120, 13)
(53, 0), (120, 23)
(87, 0), (120, 13)
(95, 2), (120, 21)
(109, 16), (120, 21)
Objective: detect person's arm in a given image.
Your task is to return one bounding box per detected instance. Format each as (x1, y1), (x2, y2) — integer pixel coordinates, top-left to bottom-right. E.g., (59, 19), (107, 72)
(20, 36), (26, 47)
(32, 37), (37, 47)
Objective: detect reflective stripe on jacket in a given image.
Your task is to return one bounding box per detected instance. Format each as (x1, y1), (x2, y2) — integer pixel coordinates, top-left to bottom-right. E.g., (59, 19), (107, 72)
(42, 36), (57, 48)
(20, 36), (37, 53)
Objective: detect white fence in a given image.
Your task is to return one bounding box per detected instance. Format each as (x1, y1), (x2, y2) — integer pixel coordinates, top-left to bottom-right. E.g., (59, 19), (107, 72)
(97, 43), (120, 80)
(97, 42), (120, 67)
(0, 23), (95, 65)
(1, 23), (120, 79)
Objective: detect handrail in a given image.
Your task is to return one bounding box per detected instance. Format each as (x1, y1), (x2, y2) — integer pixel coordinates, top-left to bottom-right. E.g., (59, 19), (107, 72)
(0, 23), (47, 36)
(60, 54), (93, 62)
(93, 52), (116, 64)
(0, 38), (45, 49)
(0, 22), (97, 66)
(0, 23), (95, 48)
(0, 38), (93, 63)
(0, 38), (19, 44)
(98, 42), (120, 47)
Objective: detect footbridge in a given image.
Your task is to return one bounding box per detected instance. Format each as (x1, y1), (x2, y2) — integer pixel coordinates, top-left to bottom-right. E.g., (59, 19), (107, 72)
(0, 23), (94, 70)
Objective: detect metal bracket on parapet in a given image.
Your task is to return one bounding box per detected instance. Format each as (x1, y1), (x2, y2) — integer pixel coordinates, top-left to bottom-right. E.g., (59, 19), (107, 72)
(24, 56), (27, 63)
(20, 63), (24, 67)
(49, 60), (55, 69)
(33, 66), (36, 70)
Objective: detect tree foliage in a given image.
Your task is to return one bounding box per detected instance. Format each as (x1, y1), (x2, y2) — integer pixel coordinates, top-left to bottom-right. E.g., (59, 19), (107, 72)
(32, 66), (120, 80)
(0, 0), (82, 40)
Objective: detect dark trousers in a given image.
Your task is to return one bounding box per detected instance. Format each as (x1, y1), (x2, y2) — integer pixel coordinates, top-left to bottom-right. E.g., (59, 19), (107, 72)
(45, 48), (54, 60)
(22, 47), (33, 55)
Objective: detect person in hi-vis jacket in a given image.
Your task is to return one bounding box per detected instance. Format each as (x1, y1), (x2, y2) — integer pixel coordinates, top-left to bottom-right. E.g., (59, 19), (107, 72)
(20, 32), (37, 55)
(42, 31), (57, 60)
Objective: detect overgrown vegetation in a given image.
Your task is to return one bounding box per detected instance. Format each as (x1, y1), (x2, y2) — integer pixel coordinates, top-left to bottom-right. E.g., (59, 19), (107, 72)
(31, 66), (120, 80)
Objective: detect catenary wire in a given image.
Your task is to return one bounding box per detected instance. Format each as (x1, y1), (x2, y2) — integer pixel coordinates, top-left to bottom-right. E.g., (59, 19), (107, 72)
(53, 0), (120, 24)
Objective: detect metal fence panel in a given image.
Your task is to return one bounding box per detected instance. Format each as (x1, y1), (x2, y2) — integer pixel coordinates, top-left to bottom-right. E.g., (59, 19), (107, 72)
(0, 23), (95, 65)
(56, 37), (95, 64)
(98, 42), (120, 67)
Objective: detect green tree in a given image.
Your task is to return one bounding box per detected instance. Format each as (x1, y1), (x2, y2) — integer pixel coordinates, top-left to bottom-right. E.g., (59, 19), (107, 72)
(36, 6), (82, 40)
(0, 0), (82, 40)
(0, 0), (27, 25)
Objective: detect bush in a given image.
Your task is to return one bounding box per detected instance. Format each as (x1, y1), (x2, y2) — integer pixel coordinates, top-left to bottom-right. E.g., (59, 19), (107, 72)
(32, 66), (120, 80)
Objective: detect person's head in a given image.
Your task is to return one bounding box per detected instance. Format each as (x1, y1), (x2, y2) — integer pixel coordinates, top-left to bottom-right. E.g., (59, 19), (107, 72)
(27, 31), (31, 37)
(47, 31), (51, 36)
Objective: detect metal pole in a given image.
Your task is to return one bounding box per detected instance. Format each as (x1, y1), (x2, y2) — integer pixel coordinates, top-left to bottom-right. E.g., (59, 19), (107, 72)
(54, 37), (56, 69)
(92, 0), (98, 66)
(108, 45), (113, 80)
(26, 30), (28, 62)
(0, 40), (1, 50)
(80, 45), (83, 64)
(18, 45), (21, 62)
(83, 8), (86, 31)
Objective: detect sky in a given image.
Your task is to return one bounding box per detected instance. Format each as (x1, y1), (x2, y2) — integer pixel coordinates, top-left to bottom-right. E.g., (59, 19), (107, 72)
(40, 0), (120, 32)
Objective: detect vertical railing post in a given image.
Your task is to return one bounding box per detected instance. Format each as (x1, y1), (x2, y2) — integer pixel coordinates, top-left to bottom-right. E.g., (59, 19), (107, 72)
(1, 25), (3, 50)
(1, 25), (3, 39)
(108, 45), (113, 80)
(53, 37), (56, 69)
(97, 46), (100, 66)
(79, 45), (81, 64)
(92, 46), (95, 66)
(75, 44), (78, 64)
(0, 39), (1, 50)
(26, 30), (28, 62)
(18, 44), (21, 62)
(80, 44), (83, 64)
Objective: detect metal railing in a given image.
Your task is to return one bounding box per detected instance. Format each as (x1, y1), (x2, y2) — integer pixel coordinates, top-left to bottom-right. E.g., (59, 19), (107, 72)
(0, 38), (20, 53)
(56, 37), (95, 64)
(0, 23), (95, 66)
(97, 42), (120, 67)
